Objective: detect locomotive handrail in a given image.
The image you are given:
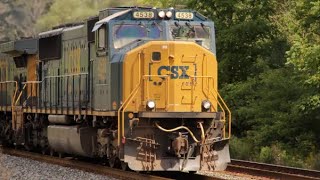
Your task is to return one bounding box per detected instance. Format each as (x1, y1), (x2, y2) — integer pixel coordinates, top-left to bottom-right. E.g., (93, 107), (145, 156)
(211, 88), (232, 139)
(17, 82), (39, 107)
(118, 74), (169, 146)
(0, 81), (18, 112)
(189, 75), (217, 111)
(15, 84), (27, 106)
(15, 73), (89, 109)
(21, 73), (89, 85)
(117, 78), (143, 145)
(189, 75), (232, 139)
(118, 74), (231, 145)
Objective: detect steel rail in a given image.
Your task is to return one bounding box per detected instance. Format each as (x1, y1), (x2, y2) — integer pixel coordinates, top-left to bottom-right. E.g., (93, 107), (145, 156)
(0, 147), (222, 180)
(228, 159), (320, 180)
(0, 147), (168, 180)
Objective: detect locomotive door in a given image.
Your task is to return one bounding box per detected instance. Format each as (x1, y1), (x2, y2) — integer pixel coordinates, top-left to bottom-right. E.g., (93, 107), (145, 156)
(143, 47), (170, 110)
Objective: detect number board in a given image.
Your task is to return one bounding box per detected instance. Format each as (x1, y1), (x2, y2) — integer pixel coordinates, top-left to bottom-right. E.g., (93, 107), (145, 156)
(133, 11), (155, 19)
(175, 12), (194, 20)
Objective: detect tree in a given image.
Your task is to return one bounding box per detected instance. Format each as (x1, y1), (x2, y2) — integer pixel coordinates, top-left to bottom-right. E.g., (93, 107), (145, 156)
(284, 0), (320, 152)
(187, 0), (320, 169)
(36, 0), (139, 30)
(285, 1), (320, 112)
(188, 0), (287, 84)
(0, 0), (51, 41)
(137, 0), (188, 8)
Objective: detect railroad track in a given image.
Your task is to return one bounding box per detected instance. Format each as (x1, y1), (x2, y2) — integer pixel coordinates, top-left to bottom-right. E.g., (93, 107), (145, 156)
(0, 147), (220, 180)
(228, 159), (320, 180)
(8, 146), (319, 180)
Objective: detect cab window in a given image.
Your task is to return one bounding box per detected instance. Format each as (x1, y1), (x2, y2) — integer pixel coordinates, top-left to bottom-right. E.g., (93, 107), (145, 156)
(113, 23), (162, 49)
(170, 25), (211, 49)
(98, 27), (106, 49)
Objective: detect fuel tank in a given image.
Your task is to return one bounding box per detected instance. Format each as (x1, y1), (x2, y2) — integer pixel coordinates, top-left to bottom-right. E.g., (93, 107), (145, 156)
(47, 125), (97, 157)
(48, 115), (73, 124)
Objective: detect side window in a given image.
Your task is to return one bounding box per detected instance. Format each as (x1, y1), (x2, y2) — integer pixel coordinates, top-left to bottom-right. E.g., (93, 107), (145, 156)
(98, 28), (106, 49)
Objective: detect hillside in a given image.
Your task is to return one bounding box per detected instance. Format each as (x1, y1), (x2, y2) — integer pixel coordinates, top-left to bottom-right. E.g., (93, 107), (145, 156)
(0, 0), (51, 42)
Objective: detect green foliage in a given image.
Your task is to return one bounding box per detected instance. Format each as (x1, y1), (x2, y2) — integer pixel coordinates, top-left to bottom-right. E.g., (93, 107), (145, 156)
(188, 0), (320, 169)
(258, 146), (274, 163)
(285, 1), (320, 115)
(229, 136), (254, 160)
(36, 0), (138, 30)
(269, 144), (304, 168)
(38, 0), (190, 30)
(137, 0), (188, 8)
(306, 152), (320, 170)
(188, 0), (286, 84)
(0, 0), (51, 41)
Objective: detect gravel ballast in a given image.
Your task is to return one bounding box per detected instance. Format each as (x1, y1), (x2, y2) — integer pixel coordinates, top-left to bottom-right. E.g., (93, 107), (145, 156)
(0, 153), (118, 180)
(0, 152), (268, 180)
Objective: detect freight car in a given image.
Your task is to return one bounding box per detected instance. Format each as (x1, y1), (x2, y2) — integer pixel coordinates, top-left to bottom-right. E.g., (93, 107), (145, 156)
(0, 7), (231, 172)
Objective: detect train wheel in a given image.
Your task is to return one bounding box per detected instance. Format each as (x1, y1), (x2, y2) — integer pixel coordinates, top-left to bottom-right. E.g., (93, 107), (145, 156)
(109, 157), (120, 168)
(41, 149), (46, 155)
(50, 149), (54, 156)
(121, 162), (128, 171)
(24, 143), (33, 151)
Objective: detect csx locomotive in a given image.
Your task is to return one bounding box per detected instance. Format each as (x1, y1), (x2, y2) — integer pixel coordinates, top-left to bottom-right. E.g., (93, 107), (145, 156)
(0, 7), (231, 171)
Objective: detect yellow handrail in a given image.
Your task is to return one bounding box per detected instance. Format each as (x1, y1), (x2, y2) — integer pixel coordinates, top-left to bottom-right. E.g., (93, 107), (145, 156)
(0, 81), (18, 112)
(118, 73), (231, 145)
(211, 88), (232, 139)
(117, 79), (142, 145)
(189, 75), (232, 139)
(121, 83), (142, 139)
(15, 84), (27, 106)
(118, 74), (169, 146)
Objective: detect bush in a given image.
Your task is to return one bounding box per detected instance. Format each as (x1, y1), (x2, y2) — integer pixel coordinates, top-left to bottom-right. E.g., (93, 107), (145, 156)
(305, 152), (320, 170)
(255, 144), (304, 168)
(259, 146), (274, 163)
(229, 136), (254, 160)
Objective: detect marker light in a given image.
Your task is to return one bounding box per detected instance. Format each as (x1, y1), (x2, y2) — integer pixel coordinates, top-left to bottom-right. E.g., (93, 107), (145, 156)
(166, 11), (173, 18)
(202, 100), (211, 110)
(147, 100), (156, 109)
(158, 11), (165, 18)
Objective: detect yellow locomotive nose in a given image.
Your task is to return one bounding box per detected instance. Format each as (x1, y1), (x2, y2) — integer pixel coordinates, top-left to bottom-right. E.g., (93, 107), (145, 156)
(123, 41), (218, 113)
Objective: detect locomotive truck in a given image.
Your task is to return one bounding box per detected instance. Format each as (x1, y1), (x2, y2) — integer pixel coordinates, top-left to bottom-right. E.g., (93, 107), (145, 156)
(0, 7), (231, 172)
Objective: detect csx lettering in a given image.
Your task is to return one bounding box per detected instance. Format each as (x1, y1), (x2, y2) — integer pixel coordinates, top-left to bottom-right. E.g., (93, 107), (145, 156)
(157, 66), (189, 79)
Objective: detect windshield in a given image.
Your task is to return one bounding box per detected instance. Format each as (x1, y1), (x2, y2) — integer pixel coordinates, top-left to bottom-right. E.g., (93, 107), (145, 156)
(113, 23), (162, 49)
(170, 25), (211, 49)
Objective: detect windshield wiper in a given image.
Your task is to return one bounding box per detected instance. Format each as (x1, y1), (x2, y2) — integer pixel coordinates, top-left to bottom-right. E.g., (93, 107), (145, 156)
(152, 21), (162, 32)
(186, 22), (195, 32)
(115, 21), (125, 35)
(200, 23), (210, 35)
(139, 22), (150, 33)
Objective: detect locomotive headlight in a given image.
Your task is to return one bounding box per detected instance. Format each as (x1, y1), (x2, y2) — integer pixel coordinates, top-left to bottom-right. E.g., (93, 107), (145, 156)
(202, 100), (211, 110)
(158, 11), (165, 18)
(147, 100), (156, 109)
(166, 11), (173, 18)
